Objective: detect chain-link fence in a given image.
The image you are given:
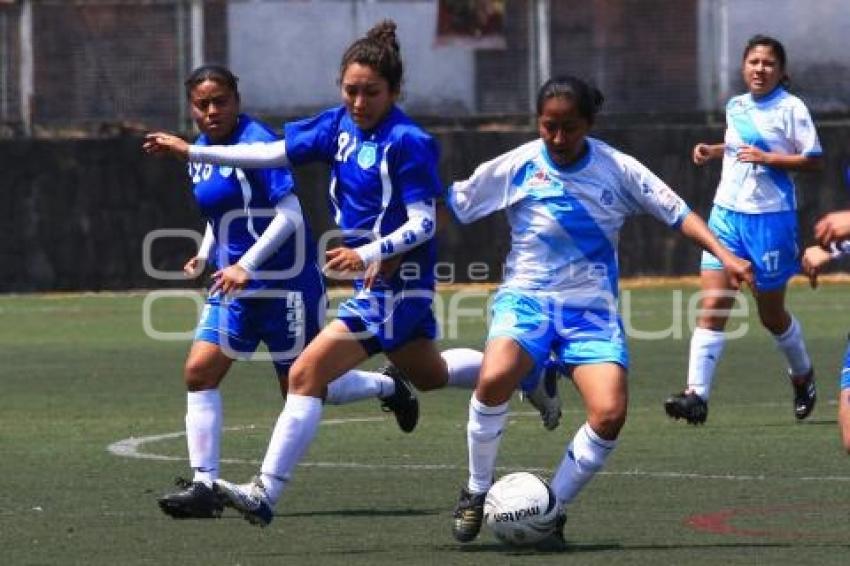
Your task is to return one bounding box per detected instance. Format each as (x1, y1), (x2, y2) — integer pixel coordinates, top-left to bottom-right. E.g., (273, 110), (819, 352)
(1, 0), (847, 137)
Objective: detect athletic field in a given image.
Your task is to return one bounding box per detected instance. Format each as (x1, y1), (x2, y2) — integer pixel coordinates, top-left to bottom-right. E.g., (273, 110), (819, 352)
(2, 282), (849, 565)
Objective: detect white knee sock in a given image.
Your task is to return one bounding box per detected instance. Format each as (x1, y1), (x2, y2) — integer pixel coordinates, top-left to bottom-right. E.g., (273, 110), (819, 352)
(186, 389), (222, 486)
(260, 394), (322, 505)
(551, 423), (616, 506)
(443, 348), (483, 389)
(467, 396), (509, 494)
(325, 369), (394, 404)
(774, 315), (812, 378)
(687, 327), (726, 400)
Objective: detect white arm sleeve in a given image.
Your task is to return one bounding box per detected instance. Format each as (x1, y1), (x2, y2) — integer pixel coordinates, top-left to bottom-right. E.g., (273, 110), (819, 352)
(236, 193), (303, 273)
(830, 240), (850, 258)
(446, 141), (540, 224)
(354, 199), (436, 265)
(189, 139), (289, 168)
(196, 223), (214, 260)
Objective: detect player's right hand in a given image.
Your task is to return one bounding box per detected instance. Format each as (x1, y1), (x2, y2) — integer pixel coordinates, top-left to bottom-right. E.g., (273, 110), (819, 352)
(183, 256), (206, 279)
(801, 245), (832, 289)
(722, 254), (753, 291)
(692, 143), (712, 166)
(814, 211), (850, 246)
(143, 132), (190, 160)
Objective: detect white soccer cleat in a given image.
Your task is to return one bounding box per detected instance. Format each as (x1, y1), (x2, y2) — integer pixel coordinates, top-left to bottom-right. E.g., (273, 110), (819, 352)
(213, 476), (274, 527)
(521, 363), (562, 431)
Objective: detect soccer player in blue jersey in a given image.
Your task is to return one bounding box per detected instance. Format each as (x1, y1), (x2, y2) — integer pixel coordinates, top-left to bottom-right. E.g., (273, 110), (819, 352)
(802, 210), (850, 452)
(145, 22), (484, 526)
(445, 76), (753, 544)
(147, 64), (419, 520)
(665, 35), (824, 425)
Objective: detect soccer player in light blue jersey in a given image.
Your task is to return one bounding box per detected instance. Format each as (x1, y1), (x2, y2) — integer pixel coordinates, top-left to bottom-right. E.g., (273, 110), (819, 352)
(445, 76), (753, 544)
(147, 65), (419, 520)
(145, 22), (483, 526)
(665, 35), (824, 425)
(802, 209), (850, 453)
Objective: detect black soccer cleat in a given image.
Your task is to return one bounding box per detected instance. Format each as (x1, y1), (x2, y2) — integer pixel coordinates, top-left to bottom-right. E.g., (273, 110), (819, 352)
(379, 364), (419, 433)
(157, 477), (224, 519)
(792, 368), (816, 420)
(451, 487), (486, 543)
(535, 509), (568, 551)
(664, 391), (708, 425)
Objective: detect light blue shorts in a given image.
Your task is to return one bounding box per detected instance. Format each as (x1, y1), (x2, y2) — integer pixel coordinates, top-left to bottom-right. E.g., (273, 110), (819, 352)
(841, 338), (850, 391)
(195, 287), (324, 374)
(488, 290), (629, 382)
(701, 205), (799, 291)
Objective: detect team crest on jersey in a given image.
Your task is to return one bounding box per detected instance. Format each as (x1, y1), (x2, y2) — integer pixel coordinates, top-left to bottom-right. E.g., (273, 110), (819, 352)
(527, 169), (553, 188)
(600, 189), (614, 206)
(357, 142), (378, 169)
(219, 166), (234, 178)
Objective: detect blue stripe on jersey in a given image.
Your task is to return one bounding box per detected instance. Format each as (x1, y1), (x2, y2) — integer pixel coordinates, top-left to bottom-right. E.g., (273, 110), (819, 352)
(729, 110), (795, 209)
(535, 187), (618, 297)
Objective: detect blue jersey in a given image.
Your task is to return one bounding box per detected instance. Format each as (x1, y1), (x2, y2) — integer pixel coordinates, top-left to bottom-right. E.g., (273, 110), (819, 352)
(190, 114), (318, 291)
(283, 105), (442, 291)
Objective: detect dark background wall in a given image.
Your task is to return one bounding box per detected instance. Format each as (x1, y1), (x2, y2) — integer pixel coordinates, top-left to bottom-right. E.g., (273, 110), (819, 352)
(1, 124), (848, 292)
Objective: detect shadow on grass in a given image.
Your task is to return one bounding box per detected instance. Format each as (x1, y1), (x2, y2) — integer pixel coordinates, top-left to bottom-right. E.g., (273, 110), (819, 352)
(278, 507), (442, 519)
(438, 540), (816, 555)
(759, 418), (837, 427)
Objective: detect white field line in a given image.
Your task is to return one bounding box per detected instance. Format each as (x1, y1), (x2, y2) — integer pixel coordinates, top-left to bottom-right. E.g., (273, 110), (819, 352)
(107, 416), (850, 482)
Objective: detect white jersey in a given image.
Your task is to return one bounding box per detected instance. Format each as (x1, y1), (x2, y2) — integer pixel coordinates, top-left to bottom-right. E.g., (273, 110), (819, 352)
(447, 137), (691, 309)
(714, 87), (822, 214)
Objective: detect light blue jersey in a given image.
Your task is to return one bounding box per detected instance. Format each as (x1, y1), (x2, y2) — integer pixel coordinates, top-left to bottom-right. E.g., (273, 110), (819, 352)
(448, 137), (690, 373)
(447, 137), (691, 310)
(715, 87), (821, 213)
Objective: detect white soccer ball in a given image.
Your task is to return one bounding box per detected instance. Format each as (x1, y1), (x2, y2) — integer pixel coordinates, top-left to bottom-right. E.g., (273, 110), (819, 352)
(483, 472), (560, 546)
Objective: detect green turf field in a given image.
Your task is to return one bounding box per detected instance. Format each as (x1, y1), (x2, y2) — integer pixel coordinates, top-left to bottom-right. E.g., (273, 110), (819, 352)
(1, 284), (849, 565)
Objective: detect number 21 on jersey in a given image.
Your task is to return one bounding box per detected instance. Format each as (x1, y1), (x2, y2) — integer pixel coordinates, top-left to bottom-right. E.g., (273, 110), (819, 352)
(335, 132), (357, 162)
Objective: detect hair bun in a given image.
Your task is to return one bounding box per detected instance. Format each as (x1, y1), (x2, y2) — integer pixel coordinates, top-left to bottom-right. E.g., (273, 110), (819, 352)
(367, 20), (400, 53)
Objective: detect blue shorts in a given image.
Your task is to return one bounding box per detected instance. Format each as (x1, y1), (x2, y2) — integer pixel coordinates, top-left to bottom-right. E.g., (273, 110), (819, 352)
(338, 287), (438, 356)
(701, 205), (799, 291)
(488, 290), (629, 384)
(195, 285), (325, 375)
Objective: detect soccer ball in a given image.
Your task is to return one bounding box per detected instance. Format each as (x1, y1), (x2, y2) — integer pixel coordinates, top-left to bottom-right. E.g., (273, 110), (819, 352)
(483, 472), (560, 546)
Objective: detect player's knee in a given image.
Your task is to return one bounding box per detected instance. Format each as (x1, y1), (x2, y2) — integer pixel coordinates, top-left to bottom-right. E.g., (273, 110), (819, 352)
(587, 405), (626, 439)
(286, 361), (313, 393)
(473, 371), (516, 406)
(183, 361), (218, 391)
(759, 312), (787, 335)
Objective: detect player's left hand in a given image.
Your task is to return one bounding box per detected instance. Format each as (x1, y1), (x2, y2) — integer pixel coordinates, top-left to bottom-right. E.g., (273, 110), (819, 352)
(801, 245), (832, 289)
(735, 144), (770, 165)
(210, 264), (250, 295)
(722, 254), (754, 291)
(362, 255), (403, 289)
(143, 132), (190, 160)
(324, 247), (366, 277)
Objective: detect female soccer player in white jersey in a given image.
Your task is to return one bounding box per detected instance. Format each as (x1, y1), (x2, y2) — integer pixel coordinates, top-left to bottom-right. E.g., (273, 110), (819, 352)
(148, 64), (420, 520)
(445, 76), (753, 544)
(664, 35), (824, 425)
(145, 22), (484, 526)
(802, 210), (850, 452)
